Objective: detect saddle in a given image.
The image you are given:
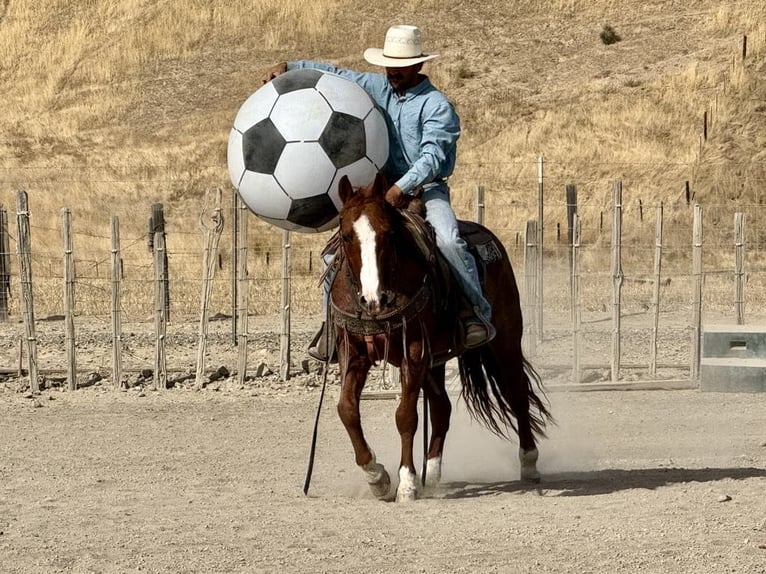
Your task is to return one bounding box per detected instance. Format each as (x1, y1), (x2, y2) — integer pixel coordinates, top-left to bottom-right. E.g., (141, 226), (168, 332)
(401, 209), (501, 362)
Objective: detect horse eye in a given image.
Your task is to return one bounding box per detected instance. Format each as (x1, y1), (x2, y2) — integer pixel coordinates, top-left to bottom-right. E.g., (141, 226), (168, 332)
(341, 231), (353, 243)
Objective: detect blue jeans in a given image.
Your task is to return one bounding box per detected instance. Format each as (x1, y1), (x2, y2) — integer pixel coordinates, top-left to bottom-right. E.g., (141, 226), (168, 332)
(421, 184), (492, 321)
(320, 183), (492, 322)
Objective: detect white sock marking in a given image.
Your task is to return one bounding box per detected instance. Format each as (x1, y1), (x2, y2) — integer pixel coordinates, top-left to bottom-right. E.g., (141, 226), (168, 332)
(396, 466), (418, 502)
(353, 214), (380, 306)
(425, 456), (442, 487)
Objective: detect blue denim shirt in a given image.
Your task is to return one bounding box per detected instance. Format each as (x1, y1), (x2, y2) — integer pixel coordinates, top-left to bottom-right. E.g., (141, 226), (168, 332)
(287, 60), (460, 195)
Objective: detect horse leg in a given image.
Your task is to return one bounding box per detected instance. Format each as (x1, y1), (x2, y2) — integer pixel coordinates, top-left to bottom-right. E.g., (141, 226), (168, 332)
(423, 364), (451, 488)
(394, 358), (427, 502)
(507, 358), (541, 483)
(483, 333), (543, 483)
(336, 354), (391, 499)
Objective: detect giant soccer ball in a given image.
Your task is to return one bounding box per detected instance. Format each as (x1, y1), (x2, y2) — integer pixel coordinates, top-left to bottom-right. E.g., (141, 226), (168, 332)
(227, 69), (389, 233)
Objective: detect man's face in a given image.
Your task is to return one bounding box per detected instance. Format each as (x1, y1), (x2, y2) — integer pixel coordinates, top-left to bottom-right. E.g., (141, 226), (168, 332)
(385, 63), (423, 94)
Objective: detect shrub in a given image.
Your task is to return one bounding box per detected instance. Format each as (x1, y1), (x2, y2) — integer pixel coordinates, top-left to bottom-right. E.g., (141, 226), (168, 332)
(600, 24), (622, 45)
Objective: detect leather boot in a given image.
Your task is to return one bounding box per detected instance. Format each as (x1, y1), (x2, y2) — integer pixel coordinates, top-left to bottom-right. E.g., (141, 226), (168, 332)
(463, 306), (496, 349)
(307, 321), (337, 363)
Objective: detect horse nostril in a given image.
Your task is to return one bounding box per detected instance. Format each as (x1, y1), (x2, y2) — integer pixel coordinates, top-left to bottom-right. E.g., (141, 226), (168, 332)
(359, 294), (367, 306)
(379, 292), (388, 307)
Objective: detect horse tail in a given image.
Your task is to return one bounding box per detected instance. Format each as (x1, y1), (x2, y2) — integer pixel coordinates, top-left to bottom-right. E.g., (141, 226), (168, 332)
(458, 346), (552, 440)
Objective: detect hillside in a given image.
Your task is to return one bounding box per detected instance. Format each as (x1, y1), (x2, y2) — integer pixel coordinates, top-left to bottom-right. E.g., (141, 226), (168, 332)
(0, 0), (764, 261)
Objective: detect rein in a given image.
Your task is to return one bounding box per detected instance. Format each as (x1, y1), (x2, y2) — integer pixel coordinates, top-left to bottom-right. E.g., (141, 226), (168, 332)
(330, 271), (431, 336)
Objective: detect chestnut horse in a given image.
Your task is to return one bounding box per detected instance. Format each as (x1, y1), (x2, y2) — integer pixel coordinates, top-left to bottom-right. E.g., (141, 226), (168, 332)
(329, 173), (551, 501)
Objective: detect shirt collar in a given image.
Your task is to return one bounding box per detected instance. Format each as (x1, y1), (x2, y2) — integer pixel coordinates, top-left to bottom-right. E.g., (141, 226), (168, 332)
(392, 75), (432, 99)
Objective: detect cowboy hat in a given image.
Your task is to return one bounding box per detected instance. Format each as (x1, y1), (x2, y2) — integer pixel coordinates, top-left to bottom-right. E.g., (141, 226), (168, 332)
(363, 25), (439, 68)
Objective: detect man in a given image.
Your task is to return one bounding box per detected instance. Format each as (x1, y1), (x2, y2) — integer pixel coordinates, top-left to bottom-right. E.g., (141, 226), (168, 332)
(262, 25), (496, 359)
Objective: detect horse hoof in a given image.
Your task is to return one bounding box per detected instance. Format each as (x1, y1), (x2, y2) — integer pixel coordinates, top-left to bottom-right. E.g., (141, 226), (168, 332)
(519, 447), (541, 483)
(369, 471), (391, 499)
(395, 467), (418, 502)
(424, 457), (442, 488)
(362, 456), (391, 499)
(520, 467), (541, 483)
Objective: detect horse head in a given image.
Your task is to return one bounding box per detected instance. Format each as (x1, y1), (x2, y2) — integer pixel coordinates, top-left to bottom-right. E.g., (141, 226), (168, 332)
(337, 173), (411, 317)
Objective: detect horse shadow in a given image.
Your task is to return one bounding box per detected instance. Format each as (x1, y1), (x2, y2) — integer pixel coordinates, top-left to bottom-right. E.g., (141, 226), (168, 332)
(439, 466), (766, 499)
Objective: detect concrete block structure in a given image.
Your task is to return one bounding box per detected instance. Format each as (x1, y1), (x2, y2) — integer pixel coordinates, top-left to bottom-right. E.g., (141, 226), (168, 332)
(700, 324), (766, 392)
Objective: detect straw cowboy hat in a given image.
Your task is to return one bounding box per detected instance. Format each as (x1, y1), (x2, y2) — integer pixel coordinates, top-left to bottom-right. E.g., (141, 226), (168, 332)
(364, 25), (439, 67)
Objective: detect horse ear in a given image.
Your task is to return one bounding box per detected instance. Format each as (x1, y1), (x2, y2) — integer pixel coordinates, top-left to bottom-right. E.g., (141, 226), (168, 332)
(373, 172), (387, 194)
(338, 175), (354, 204)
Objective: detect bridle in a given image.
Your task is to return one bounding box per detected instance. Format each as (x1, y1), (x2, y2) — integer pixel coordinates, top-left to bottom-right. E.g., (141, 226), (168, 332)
(329, 215), (432, 336)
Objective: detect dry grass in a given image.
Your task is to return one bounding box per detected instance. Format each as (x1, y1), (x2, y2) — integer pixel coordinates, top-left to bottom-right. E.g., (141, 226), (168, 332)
(0, 0), (765, 318)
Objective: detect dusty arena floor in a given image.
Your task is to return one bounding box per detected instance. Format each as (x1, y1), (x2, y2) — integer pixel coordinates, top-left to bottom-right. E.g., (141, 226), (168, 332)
(1, 380), (765, 573)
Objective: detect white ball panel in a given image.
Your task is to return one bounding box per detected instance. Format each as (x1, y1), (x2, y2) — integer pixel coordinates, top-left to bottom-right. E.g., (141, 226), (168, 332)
(330, 157), (378, 192)
(227, 128), (245, 188)
(271, 89), (332, 141)
(315, 73), (374, 118)
(364, 109), (390, 169)
(233, 83), (278, 132)
(237, 171), (292, 220)
(275, 142), (336, 200)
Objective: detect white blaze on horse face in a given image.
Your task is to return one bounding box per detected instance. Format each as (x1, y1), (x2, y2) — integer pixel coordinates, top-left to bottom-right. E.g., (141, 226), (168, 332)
(353, 214), (381, 307)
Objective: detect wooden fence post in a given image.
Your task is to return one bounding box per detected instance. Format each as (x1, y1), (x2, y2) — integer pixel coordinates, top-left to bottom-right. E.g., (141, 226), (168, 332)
(0, 205), (10, 321)
(15, 191), (39, 392)
(149, 203), (170, 323)
(231, 188), (239, 345)
(566, 183), (577, 318)
(153, 225), (168, 390)
(523, 220), (538, 357)
(475, 185), (485, 225)
(649, 202), (664, 376)
(571, 213), (581, 384)
(61, 208), (77, 391)
(691, 204), (703, 380)
(611, 180), (623, 383)
(280, 229), (291, 381)
(111, 215), (123, 390)
(734, 212), (745, 325)
(536, 157), (544, 343)
(195, 190), (224, 390)
(236, 200), (249, 385)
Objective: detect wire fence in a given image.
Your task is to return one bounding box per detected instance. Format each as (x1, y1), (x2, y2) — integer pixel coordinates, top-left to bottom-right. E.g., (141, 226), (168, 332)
(2, 168), (766, 389)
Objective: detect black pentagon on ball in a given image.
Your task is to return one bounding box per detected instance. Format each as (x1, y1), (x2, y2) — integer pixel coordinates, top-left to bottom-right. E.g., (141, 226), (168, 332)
(287, 193), (338, 229)
(318, 112), (367, 169)
(242, 118), (286, 174)
(272, 68), (323, 95)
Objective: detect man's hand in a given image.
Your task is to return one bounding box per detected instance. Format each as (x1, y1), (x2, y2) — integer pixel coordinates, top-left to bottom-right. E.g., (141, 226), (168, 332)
(261, 62), (288, 85)
(384, 185), (407, 209)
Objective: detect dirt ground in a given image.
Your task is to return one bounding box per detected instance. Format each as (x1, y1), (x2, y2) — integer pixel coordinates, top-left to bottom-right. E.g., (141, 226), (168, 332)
(1, 316), (765, 573)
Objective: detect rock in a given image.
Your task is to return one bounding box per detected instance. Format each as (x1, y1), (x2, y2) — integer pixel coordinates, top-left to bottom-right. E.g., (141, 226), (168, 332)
(81, 372), (103, 388)
(717, 494), (732, 503)
(208, 366), (230, 382)
(255, 362), (273, 377)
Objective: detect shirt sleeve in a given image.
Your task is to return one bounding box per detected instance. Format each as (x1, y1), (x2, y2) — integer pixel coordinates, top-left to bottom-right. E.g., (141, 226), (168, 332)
(395, 97), (460, 195)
